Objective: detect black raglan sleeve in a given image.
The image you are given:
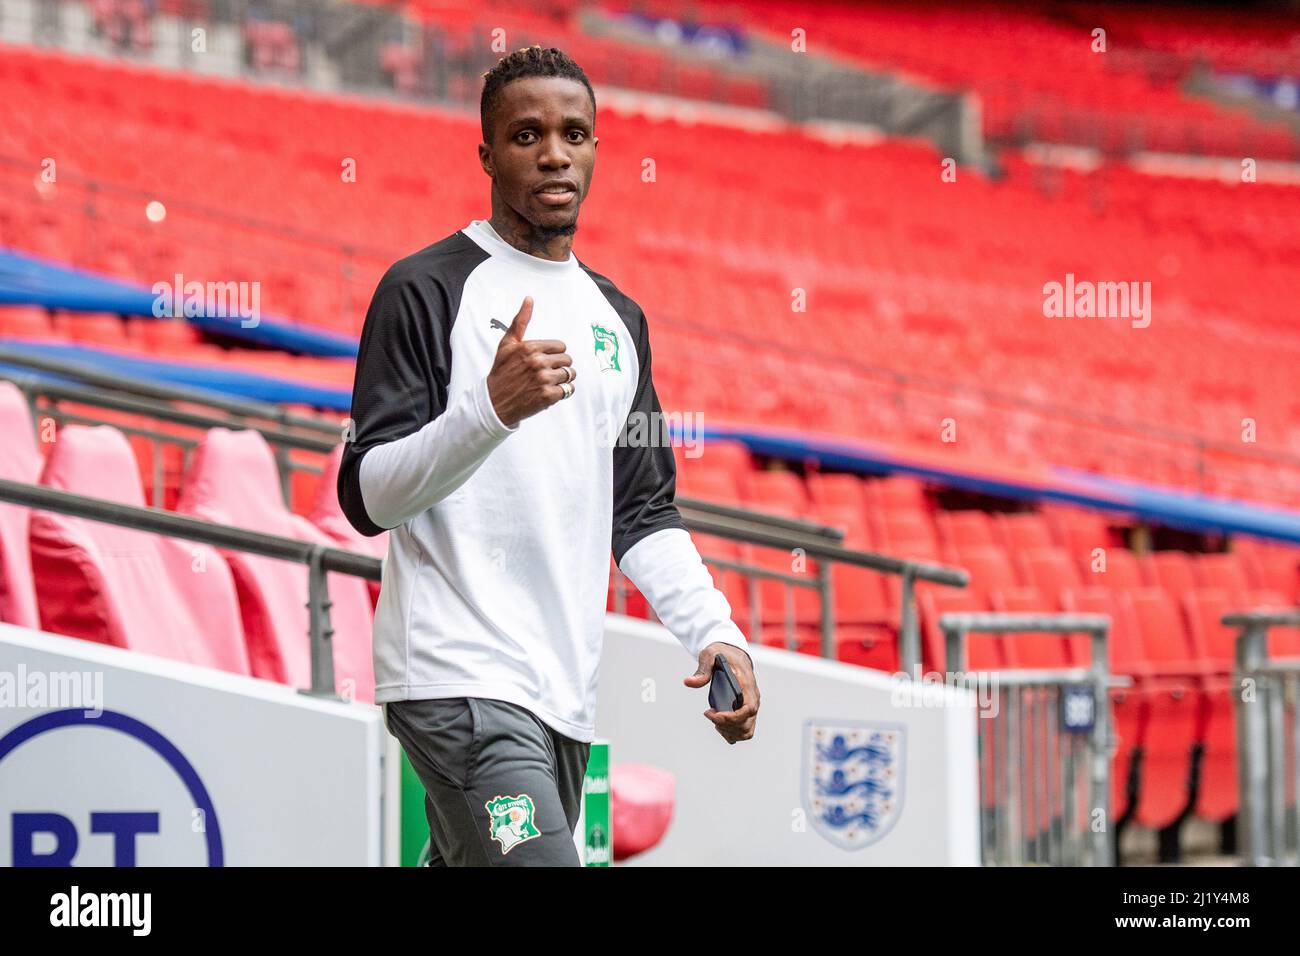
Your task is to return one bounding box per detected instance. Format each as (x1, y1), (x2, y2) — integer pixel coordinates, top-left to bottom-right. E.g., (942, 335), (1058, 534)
(338, 248), (515, 536)
(609, 302), (750, 659)
(610, 306), (689, 565)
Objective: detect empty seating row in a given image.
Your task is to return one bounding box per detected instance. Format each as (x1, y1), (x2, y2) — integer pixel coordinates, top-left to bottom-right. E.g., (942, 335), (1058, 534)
(0, 381), (382, 702)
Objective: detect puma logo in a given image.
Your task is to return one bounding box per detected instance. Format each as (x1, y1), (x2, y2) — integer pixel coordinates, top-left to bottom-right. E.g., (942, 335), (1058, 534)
(490, 318), (508, 332)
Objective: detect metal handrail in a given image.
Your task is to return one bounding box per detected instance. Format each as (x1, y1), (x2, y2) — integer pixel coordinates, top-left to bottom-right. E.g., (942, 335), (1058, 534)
(22, 376), (338, 453)
(1224, 608), (1300, 866)
(676, 496), (845, 542)
(667, 506), (968, 666)
(940, 611), (1114, 867)
(0, 344), (342, 437)
(0, 336), (973, 667)
(0, 347), (345, 507)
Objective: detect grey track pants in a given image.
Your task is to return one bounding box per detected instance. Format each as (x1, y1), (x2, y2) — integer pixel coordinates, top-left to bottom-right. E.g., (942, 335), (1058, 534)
(383, 696), (592, 867)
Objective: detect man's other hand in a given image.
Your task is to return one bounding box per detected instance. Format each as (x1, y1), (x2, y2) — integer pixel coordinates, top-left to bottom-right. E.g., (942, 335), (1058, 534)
(684, 641), (759, 745)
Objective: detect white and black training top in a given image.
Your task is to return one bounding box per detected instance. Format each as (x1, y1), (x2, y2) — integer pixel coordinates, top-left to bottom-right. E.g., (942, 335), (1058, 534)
(339, 218), (749, 741)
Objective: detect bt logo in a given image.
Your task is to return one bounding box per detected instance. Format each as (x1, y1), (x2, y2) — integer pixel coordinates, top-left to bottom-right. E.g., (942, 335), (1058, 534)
(14, 811), (160, 866)
(0, 709), (223, 866)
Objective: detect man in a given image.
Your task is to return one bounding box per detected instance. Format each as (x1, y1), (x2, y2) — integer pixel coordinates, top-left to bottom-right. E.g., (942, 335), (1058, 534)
(338, 45), (760, 867)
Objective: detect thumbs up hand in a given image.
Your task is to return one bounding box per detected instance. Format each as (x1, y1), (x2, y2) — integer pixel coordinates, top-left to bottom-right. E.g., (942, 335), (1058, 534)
(486, 296), (576, 428)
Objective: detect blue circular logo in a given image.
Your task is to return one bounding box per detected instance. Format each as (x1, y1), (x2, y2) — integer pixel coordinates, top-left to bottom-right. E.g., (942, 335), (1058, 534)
(0, 709), (223, 866)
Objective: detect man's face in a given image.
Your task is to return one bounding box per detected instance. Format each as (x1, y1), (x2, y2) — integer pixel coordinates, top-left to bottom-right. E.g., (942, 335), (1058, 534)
(481, 76), (597, 237)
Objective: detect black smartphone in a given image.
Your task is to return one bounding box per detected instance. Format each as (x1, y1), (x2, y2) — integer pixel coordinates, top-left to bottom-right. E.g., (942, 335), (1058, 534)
(708, 653), (743, 712)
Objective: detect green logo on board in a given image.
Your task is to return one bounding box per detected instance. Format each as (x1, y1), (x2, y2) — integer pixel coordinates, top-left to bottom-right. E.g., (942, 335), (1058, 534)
(591, 323), (621, 372)
(484, 794), (542, 855)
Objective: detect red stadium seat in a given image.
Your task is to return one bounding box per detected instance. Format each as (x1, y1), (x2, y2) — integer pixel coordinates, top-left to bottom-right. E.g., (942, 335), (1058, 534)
(1181, 588), (1241, 822)
(873, 511), (941, 560)
(1087, 547), (1144, 591)
(674, 463), (743, 506)
(689, 440), (752, 479)
(807, 472), (869, 515)
(936, 510), (998, 553)
(0, 381), (42, 628)
(1043, 506), (1115, 558)
(177, 427), (375, 701)
(954, 545), (1021, 598)
(918, 587), (1001, 673)
(742, 469), (810, 517)
(866, 475), (930, 514)
(1192, 552), (1251, 600)
(998, 512), (1054, 552)
(1142, 551), (1198, 599)
(989, 586), (1074, 668)
(1125, 586), (1207, 829)
(1060, 587), (1148, 819)
(1018, 548), (1085, 598)
(29, 424), (250, 674)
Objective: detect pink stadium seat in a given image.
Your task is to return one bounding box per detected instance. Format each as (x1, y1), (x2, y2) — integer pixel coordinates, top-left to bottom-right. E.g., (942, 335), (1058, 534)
(177, 427), (375, 702)
(610, 764), (675, 862)
(0, 381), (42, 628)
(29, 424), (250, 674)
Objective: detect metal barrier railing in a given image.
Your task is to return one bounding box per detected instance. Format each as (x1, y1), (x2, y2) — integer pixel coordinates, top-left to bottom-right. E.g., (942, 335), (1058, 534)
(0, 345), (340, 506)
(941, 612), (1117, 866)
(1226, 608), (1300, 867)
(0, 345), (973, 657)
(678, 505), (968, 667)
(0, 476), (381, 701)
